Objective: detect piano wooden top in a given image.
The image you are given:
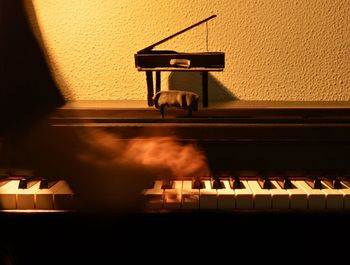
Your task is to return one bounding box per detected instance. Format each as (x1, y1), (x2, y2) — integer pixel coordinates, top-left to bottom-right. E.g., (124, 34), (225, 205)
(54, 100), (350, 118)
(59, 100), (350, 109)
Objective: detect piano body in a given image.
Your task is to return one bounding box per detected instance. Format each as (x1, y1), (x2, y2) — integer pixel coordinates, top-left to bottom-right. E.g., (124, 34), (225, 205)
(2, 100), (350, 212)
(134, 15), (225, 107)
(1, 100), (350, 264)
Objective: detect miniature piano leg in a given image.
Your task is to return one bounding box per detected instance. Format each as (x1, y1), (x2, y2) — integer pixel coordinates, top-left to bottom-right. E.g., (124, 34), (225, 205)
(146, 71), (154, 106)
(155, 71), (161, 93)
(202, 71), (208, 108)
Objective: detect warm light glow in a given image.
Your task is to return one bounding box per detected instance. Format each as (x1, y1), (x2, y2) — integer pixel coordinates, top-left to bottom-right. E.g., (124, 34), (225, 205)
(25, 0), (350, 101)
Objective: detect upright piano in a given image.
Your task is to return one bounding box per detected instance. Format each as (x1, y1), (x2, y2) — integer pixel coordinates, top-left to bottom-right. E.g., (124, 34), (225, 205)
(134, 15), (225, 107)
(2, 100), (350, 212)
(1, 100), (350, 264)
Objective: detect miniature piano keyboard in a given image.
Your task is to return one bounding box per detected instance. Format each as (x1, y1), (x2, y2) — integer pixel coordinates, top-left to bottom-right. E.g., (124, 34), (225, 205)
(143, 177), (350, 210)
(0, 178), (74, 212)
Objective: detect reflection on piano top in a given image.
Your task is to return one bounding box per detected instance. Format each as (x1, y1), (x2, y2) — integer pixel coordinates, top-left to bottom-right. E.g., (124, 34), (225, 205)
(58, 99), (350, 109)
(53, 99), (350, 119)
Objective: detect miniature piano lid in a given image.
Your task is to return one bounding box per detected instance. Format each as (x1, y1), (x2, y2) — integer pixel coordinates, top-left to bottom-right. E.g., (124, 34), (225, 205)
(136, 15), (219, 54)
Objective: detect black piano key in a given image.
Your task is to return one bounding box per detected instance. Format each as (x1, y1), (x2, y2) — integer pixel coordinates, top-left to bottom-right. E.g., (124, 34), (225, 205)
(341, 179), (350, 188)
(323, 177), (343, 189)
(230, 176), (243, 189)
(18, 176), (37, 189)
(305, 177), (323, 189)
(277, 176), (294, 189)
(18, 178), (28, 189)
(161, 179), (173, 189)
(145, 181), (155, 190)
(39, 179), (58, 189)
(211, 176), (223, 189)
(333, 179), (343, 189)
(192, 178), (204, 189)
(39, 179), (48, 189)
(258, 177), (272, 189)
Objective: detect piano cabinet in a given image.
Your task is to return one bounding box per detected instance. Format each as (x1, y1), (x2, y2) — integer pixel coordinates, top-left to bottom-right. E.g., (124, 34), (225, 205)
(2, 100), (350, 213)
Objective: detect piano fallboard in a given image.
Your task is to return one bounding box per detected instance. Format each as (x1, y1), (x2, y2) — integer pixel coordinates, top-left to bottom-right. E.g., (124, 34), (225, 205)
(48, 100), (350, 176)
(134, 52), (225, 70)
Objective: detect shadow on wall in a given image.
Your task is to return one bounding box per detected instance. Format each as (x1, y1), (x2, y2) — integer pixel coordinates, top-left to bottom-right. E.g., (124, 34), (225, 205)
(168, 72), (236, 102)
(0, 0), (65, 138)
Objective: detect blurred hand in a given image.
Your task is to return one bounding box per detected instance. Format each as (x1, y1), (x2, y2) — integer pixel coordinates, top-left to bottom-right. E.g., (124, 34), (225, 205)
(0, 118), (209, 213)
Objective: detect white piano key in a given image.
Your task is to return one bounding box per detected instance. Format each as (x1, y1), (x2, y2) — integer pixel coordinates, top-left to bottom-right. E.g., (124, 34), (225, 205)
(0, 180), (18, 209)
(247, 180), (272, 209)
(217, 180), (235, 209)
(164, 180), (182, 209)
(294, 181), (326, 209)
(17, 181), (41, 209)
(0, 179), (10, 188)
(339, 182), (350, 208)
(288, 181), (308, 209)
(35, 181), (59, 210)
(181, 180), (199, 209)
(270, 181), (290, 209)
(200, 180), (217, 209)
(50, 180), (74, 210)
(143, 180), (164, 209)
(321, 181), (344, 209)
(234, 180), (254, 209)
(3, 180), (41, 209)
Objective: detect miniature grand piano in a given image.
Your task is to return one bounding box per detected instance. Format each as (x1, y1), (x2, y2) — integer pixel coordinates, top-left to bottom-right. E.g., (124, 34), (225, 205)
(134, 15), (225, 107)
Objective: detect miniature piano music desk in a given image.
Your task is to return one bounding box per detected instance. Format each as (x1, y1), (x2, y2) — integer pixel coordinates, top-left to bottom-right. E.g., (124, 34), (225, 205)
(134, 15), (225, 107)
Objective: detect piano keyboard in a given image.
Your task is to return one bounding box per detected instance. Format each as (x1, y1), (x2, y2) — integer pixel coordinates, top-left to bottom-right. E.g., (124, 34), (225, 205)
(143, 177), (350, 211)
(2, 176), (350, 212)
(0, 178), (74, 212)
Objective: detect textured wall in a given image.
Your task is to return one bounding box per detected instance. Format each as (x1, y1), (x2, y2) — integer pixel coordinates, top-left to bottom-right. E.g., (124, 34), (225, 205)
(28, 0), (350, 101)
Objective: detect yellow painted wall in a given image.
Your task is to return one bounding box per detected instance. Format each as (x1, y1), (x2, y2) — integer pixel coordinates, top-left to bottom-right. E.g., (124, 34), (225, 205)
(28, 0), (350, 101)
